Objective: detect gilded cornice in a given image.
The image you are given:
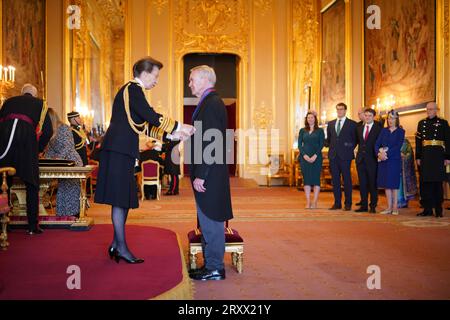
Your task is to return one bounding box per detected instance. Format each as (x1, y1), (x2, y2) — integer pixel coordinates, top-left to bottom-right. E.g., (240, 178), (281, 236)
(174, 0), (249, 57)
(94, 0), (125, 32)
(153, 0), (169, 15)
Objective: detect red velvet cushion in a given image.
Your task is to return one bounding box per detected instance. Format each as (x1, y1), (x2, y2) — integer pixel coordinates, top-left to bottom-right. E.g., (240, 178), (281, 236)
(143, 162), (158, 177)
(188, 227), (244, 244)
(0, 194), (9, 214)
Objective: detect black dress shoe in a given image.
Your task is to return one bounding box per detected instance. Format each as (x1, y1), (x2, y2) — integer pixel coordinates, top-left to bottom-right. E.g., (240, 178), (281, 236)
(344, 206), (351, 211)
(27, 227), (44, 235)
(436, 211), (443, 218)
(417, 211), (433, 217)
(355, 201), (362, 206)
(113, 251), (144, 264)
(164, 191), (173, 196)
(189, 269), (225, 281)
(369, 207), (376, 214)
(329, 205), (342, 210)
(354, 207), (368, 213)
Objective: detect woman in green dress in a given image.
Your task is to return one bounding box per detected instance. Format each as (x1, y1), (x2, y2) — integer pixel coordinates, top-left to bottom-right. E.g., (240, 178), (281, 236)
(298, 111), (325, 209)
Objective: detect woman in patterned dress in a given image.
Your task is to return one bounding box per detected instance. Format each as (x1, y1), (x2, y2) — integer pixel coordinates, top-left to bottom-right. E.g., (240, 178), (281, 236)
(44, 108), (83, 216)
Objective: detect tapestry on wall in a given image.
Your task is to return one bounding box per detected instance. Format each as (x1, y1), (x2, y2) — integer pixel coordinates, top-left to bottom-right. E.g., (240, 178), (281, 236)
(364, 0), (436, 111)
(2, 0), (46, 97)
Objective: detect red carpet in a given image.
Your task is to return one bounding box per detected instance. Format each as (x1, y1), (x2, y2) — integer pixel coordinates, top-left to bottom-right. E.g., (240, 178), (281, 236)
(0, 225), (190, 300)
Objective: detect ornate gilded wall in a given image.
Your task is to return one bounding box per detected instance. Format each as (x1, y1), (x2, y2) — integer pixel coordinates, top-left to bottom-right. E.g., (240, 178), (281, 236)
(126, 0), (289, 183)
(63, 0), (124, 128)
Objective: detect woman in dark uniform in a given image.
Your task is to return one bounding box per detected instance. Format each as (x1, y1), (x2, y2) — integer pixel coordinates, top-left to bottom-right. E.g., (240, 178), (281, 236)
(95, 57), (194, 263)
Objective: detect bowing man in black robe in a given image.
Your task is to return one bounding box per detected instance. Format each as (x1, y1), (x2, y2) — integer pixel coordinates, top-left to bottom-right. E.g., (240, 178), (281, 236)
(187, 65), (233, 281)
(94, 57), (195, 263)
(0, 84), (53, 234)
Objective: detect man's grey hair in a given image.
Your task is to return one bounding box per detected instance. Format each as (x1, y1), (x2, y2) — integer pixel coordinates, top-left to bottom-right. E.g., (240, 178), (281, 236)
(426, 101), (438, 109)
(190, 65), (216, 85)
(21, 84), (38, 97)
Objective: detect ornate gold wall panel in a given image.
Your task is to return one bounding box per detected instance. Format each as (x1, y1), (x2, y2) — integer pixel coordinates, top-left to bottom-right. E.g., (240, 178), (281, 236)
(291, 0), (319, 139)
(445, 0), (449, 56)
(173, 0), (249, 57)
(64, 0), (124, 126)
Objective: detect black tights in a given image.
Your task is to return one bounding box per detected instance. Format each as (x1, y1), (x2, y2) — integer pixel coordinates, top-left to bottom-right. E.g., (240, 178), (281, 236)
(111, 206), (136, 260)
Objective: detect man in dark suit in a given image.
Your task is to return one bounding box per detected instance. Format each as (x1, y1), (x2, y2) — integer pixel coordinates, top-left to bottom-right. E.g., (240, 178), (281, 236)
(187, 65), (233, 281)
(326, 102), (357, 211)
(355, 108), (382, 213)
(356, 108), (365, 127)
(0, 84), (53, 234)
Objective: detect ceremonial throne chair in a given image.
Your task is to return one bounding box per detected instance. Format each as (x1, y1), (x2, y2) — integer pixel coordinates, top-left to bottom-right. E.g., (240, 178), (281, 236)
(188, 220), (244, 273)
(266, 153), (292, 187)
(140, 160), (161, 200)
(0, 167), (16, 250)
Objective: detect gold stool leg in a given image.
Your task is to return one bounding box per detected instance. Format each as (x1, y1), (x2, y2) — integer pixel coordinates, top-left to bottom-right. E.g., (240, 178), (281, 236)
(236, 253), (243, 274)
(189, 249), (197, 270)
(0, 213), (10, 250)
(231, 252), (237, 266)
(0, 168), (16, 251)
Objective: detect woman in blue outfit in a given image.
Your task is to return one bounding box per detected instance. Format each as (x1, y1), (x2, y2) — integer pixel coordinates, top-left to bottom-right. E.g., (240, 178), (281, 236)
(298, 111), (325, 209)
(375, 110), (405, 215)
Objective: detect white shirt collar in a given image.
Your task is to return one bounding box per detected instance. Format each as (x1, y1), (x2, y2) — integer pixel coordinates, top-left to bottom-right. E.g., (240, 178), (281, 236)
(134, 77), (145, 88)
(365, 121), (374, 129)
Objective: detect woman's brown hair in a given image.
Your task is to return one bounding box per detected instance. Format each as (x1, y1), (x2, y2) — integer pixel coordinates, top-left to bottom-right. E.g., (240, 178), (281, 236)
(304, 111), (319, 131)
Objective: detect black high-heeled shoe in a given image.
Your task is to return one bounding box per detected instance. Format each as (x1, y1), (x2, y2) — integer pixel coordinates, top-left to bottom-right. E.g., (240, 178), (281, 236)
(113, 251), (144, 264)
(108, 246), (117, 259)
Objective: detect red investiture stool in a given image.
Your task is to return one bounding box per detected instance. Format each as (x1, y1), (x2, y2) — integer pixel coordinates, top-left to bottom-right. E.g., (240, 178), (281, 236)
(188, 220), (244, 273)
(0, 167), (16, 250)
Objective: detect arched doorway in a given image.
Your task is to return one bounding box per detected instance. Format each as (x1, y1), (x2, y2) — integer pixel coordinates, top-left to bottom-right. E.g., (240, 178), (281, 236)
(182, 53), (239, 176)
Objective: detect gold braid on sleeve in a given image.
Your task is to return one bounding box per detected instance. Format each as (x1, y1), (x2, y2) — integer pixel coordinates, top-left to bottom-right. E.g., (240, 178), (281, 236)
(148, 126), (165, 141)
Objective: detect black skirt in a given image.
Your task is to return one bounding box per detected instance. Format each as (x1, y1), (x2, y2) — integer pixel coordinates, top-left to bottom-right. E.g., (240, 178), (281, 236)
(94, 150), (139, 209)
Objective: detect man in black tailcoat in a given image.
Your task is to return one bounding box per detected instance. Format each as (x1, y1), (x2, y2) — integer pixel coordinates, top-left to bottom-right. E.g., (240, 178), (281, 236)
(187, 65), (233, 281)
(0, 84), (53, 234)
